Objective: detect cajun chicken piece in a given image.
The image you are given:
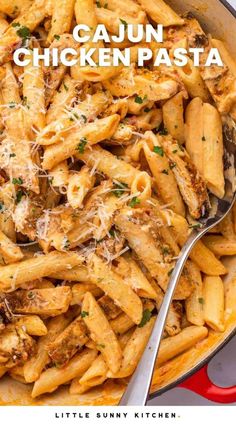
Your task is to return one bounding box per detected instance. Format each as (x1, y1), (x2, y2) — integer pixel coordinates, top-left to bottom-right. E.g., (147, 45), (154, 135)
(2, 287), (72, 317)
(95, 229), (126, 263)
(168, 15), (236, 116)
(0, 323), (35, 368)
(103, 66), (180, 102)
(98, 295), (122, 320)
(47, 316), (89, 367)
(114, 208), (194, 300)
(158, 135), (209, 219)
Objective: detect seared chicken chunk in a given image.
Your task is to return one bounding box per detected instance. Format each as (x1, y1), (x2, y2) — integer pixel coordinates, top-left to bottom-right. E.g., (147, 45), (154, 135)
(158, 135), (209, 219)
(47, 316), (88, 367)
(114, 208), (194, 299)
(2, 287), (72, 317)
(0, 323), (35, 367)
(98, 295), (122, 320)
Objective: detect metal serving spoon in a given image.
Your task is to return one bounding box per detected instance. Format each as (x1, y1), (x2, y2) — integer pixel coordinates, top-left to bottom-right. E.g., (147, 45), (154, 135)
(119, 116), (236, 406)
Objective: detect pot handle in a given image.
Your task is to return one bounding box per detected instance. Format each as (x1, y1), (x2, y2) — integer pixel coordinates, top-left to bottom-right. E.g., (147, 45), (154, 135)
(179, 364), (236, 403)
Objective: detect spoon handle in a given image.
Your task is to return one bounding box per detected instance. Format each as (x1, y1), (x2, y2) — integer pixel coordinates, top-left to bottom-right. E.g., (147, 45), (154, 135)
(119, 231), (201, 406)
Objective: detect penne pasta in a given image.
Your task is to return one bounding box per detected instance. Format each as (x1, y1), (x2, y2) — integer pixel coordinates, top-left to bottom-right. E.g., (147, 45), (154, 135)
(82, 292), (122, 373)
(0, 251), (82, 291)
(203, 276), (225, 332)
(32, 348), (97, 397)
(88, 254), (143, 325)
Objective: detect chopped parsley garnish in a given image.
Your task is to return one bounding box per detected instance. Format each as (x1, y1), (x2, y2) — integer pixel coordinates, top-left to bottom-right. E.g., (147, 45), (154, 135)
(12, 22), (20, 28)
(97, 343), (105, 348)
(172, 149), (178, 154)
(161, 169), (169, 175)
(70, 112), (79, 121)
(27, 291), (35, 299)
(178, 143), (184, 152)
(0, 202), (4, 212)
(159, 128), (168, 136)
(119, 18), (128, 30)
(138, 309), (152, 328)
(162, 247), (170, 256)
(153, 146), (164, 156)
(129, 197), (141, 208)
(134, 94), (147, 104)
(109, 228), (116, 237)
(12, 177), (23, 185)
(22, 96), (30, 109)
(81, 114), (87, 123)
(15, 190), (23, 204)
(76, 137), (87, 153)
(144, 107), (151, 113)
(81, 311), (89, 318)
(54, 34), (60, 40)
(170, 162), (176, 170)
(96, 0), (101, 6)
(113, 182), (128, 197)
(10, 153), (16, 158)
(198, 297), (204, 305)
(189, 223), (201, 230)
(63, 82), (68, 91)
(62, 237), (70, 250)
(9, 102), (16, 109)
(202, 136), (206, 141)
(168, 268), (174, 276)
(104, 2), (108, 8)
(16, 26), (31, 41)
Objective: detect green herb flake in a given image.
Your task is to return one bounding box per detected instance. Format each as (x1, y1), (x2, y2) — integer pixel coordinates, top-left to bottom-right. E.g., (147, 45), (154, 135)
(63, 82), (68, 91)
(119, 18), (128, 30)
(134, 95), (147, 104)
(198, 297), (204, 305)
(9, 102), (16, 109)
(81, 311), (89, 318)
(189, 223), (201, 230)
(27, 291), (35, 299)
(0, 202), (4, 212)
(62, 237), (70, 250)
(161, 169), (169, 175)
(97, 343), (105, 349)
(144, 107), (151, 113)
(16, 26), (31, 40)
(168, 268), (174, 277)
(170, 162), (176, 170)
(153, 146), (164, 156)
(16, 190), (23, 204)
(113, 182), (128, 197)
(162, 247), (170, 256)
(96, 0), (101, 7)
(159, 128), (168, 136)
(22, 96), (30, 109)
(81, 114), (87, 123)
(138, 309), (152, 328)
(12, 177), (23, 185)
(10, 153), (16, 158)
(54, 34), (60, 40)
(172, 149), (178, 154)
(12, 22), (20, 28)
(104, 2), (108, 8)
(109, 228), (116, 237)
(76, 137), (87, 153)
(129, 197), (141, 208)
(202, 136), (206, 141)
